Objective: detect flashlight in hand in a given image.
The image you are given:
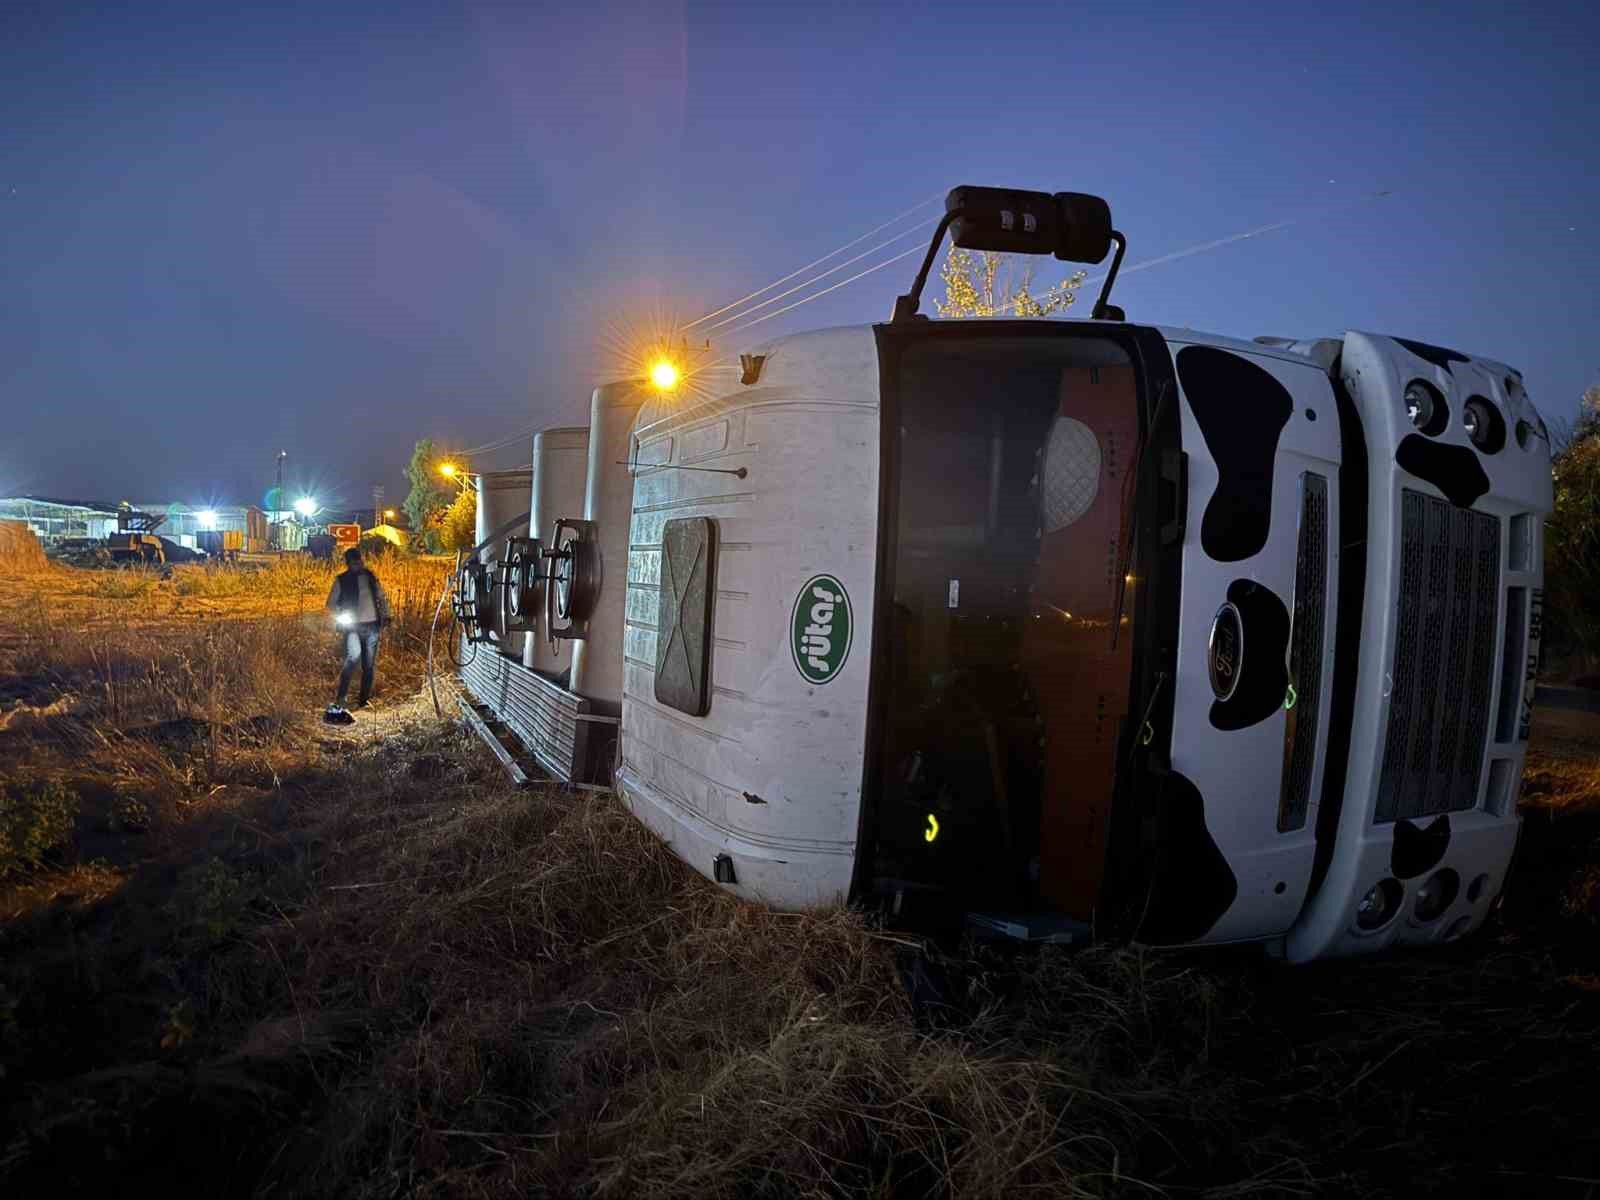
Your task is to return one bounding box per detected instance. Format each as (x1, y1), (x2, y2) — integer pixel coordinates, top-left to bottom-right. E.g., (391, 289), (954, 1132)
(335, 612), (354, 629)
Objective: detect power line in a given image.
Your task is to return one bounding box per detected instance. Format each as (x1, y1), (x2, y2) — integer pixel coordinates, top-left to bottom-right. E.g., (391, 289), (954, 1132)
(980, 220), (1300, 317)
(720, 242), (926, 337)
(683, 194), (940, 330)
(987, 186), (1398, 316)
(456, 422), (543, 457)
(717, 185), (1396, 335)
(702, 218), (936, 333)
(1080, 218), (1297, 288)
(452, 187), (1400, 454)
(447, 195), (944, 457)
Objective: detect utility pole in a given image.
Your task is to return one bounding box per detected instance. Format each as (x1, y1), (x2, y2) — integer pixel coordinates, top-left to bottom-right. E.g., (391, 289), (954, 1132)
(274, 450), (288, 550)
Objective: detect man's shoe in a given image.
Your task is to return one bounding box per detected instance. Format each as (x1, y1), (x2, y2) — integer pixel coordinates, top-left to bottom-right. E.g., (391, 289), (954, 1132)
(323, 704), (356, 726)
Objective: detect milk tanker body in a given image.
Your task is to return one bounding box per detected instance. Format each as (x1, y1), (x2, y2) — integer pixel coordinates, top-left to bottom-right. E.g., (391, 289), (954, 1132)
(459, 185), (1552, 962)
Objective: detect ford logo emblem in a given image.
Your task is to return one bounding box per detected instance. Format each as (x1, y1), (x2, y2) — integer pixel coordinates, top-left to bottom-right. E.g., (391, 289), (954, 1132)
(1208, 602), (1243, 701)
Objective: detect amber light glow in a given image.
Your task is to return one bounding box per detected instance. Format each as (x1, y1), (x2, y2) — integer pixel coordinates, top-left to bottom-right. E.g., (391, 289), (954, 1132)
(650, 360), (680, 391)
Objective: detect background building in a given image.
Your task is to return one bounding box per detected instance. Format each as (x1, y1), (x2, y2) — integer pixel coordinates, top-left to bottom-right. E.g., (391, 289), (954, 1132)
(0, 497), (121, 544)
(129, 503), (269, 550)
(0, 496), (270, 551)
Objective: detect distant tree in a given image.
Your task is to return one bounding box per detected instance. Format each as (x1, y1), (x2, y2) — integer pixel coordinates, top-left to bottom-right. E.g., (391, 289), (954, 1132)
(358, 533), (393, 561)
(1544, 385), (1600, 667)
(403, 438), (456, 553)
(935, 247), (1086, 318)
(434, 487), (478, 555)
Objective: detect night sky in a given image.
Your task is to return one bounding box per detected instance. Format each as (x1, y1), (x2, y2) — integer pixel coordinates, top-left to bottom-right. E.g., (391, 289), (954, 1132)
(5, 0), (1597, 513)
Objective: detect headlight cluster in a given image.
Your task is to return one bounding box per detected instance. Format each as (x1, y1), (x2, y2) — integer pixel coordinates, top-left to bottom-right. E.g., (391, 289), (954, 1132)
(1406, 377), (1527, 455)
(1461, 397), (1505, 452)
(1355, 878), (1403, 931)
(1404, 381), (1448, 436)
(1355, 864), (1490, 939)
(1413, 867), (1460, 923)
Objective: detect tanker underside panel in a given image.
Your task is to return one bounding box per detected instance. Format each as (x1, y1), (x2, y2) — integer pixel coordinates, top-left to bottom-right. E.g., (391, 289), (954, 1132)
(459, 639), (592, 782)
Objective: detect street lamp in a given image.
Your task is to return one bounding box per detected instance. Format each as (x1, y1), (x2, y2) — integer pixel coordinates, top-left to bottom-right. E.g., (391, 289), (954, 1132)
(294, 497), (318, 518)
(438, 463), (475, 491)
(649, 359), (680, 391)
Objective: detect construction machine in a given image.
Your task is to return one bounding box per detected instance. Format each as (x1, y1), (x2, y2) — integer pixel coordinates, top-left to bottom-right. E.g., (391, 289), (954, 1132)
(106, 507), (167, 565)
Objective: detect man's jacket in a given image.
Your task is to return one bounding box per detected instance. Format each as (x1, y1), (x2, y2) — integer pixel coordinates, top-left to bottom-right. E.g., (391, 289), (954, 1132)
(324, 568), (393, 626)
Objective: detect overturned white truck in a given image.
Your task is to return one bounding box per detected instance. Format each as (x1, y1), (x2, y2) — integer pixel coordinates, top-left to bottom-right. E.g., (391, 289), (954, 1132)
(458, 185), (1552, 962)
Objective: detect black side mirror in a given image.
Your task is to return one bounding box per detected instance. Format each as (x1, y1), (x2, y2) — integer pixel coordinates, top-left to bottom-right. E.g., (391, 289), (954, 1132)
(891, 184), (1123, 322)
(945, 186), (1113, 264)
(947, 186), (1062, 256)
(1053, 192), (1113, 264)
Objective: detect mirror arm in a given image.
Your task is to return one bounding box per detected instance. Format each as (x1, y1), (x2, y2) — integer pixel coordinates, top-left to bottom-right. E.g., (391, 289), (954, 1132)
(1090, 231), (1127, 320)
(891, 208), (961, 323)
(893, 206), (1124, 323)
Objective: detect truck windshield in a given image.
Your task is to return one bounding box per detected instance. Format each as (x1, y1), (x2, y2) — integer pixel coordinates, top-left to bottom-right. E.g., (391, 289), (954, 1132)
(873, 333), (1143, 920)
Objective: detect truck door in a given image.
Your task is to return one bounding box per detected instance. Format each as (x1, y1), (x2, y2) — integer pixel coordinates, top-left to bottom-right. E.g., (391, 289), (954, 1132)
(866, 324), (1160, 921)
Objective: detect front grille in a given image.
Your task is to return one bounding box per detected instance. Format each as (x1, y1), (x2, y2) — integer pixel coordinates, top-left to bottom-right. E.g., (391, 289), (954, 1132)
(1375, 490), (1500, 823)
(1279, 473), (1328, 832)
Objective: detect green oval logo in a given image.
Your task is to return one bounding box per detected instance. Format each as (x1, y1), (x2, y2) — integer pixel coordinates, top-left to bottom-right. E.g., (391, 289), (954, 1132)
(791, 574), (852, 684)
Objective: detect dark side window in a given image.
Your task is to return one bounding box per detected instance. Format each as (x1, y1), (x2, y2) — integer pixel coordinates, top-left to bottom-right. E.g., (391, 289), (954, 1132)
(655, 517), (718, 716)
(874, 333), (1144, 918)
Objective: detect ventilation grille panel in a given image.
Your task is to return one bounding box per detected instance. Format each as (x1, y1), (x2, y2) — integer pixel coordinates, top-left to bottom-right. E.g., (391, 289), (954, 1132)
(1375, 491), (1500, 823)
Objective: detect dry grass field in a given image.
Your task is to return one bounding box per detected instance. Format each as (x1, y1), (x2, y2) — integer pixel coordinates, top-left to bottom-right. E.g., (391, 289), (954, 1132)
(2, 557), (1598, 1198)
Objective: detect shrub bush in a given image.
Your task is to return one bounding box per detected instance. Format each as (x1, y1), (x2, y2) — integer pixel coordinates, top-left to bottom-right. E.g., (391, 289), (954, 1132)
(0, 781), (80, 876)
(1546, 391), (1600, 669)
(107, 794), (152, 834)
(188, 857), (250, 941)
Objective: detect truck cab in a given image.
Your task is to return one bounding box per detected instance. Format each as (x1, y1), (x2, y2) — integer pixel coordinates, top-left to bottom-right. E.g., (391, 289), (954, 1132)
(465, 185), (1553, 961)
(612, 315), (1549, 959)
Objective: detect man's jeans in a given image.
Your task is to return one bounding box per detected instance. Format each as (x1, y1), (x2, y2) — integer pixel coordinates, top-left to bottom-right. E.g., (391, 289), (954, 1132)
(336, 623), (382, 705)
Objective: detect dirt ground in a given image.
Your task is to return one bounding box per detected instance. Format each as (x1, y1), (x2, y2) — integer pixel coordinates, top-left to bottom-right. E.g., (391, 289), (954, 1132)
(2, 561), (1598, 1198)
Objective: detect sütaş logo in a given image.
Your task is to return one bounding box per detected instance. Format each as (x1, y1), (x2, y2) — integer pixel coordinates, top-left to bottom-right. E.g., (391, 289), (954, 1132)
(791, 574), (852, 684)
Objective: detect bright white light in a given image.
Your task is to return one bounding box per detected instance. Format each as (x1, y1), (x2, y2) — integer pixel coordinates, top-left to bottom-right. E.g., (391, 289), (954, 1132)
(197, 510), (219, 530)
(294, 497), (317, 517)
(335, 612), (354, 628)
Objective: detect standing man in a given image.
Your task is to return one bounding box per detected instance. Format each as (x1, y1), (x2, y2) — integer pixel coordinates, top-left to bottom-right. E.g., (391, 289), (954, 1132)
(324, 547), (393, 719)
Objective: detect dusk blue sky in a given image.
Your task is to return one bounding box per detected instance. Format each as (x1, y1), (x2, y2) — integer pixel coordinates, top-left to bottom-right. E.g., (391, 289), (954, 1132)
(5, 0), (1597, 513)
